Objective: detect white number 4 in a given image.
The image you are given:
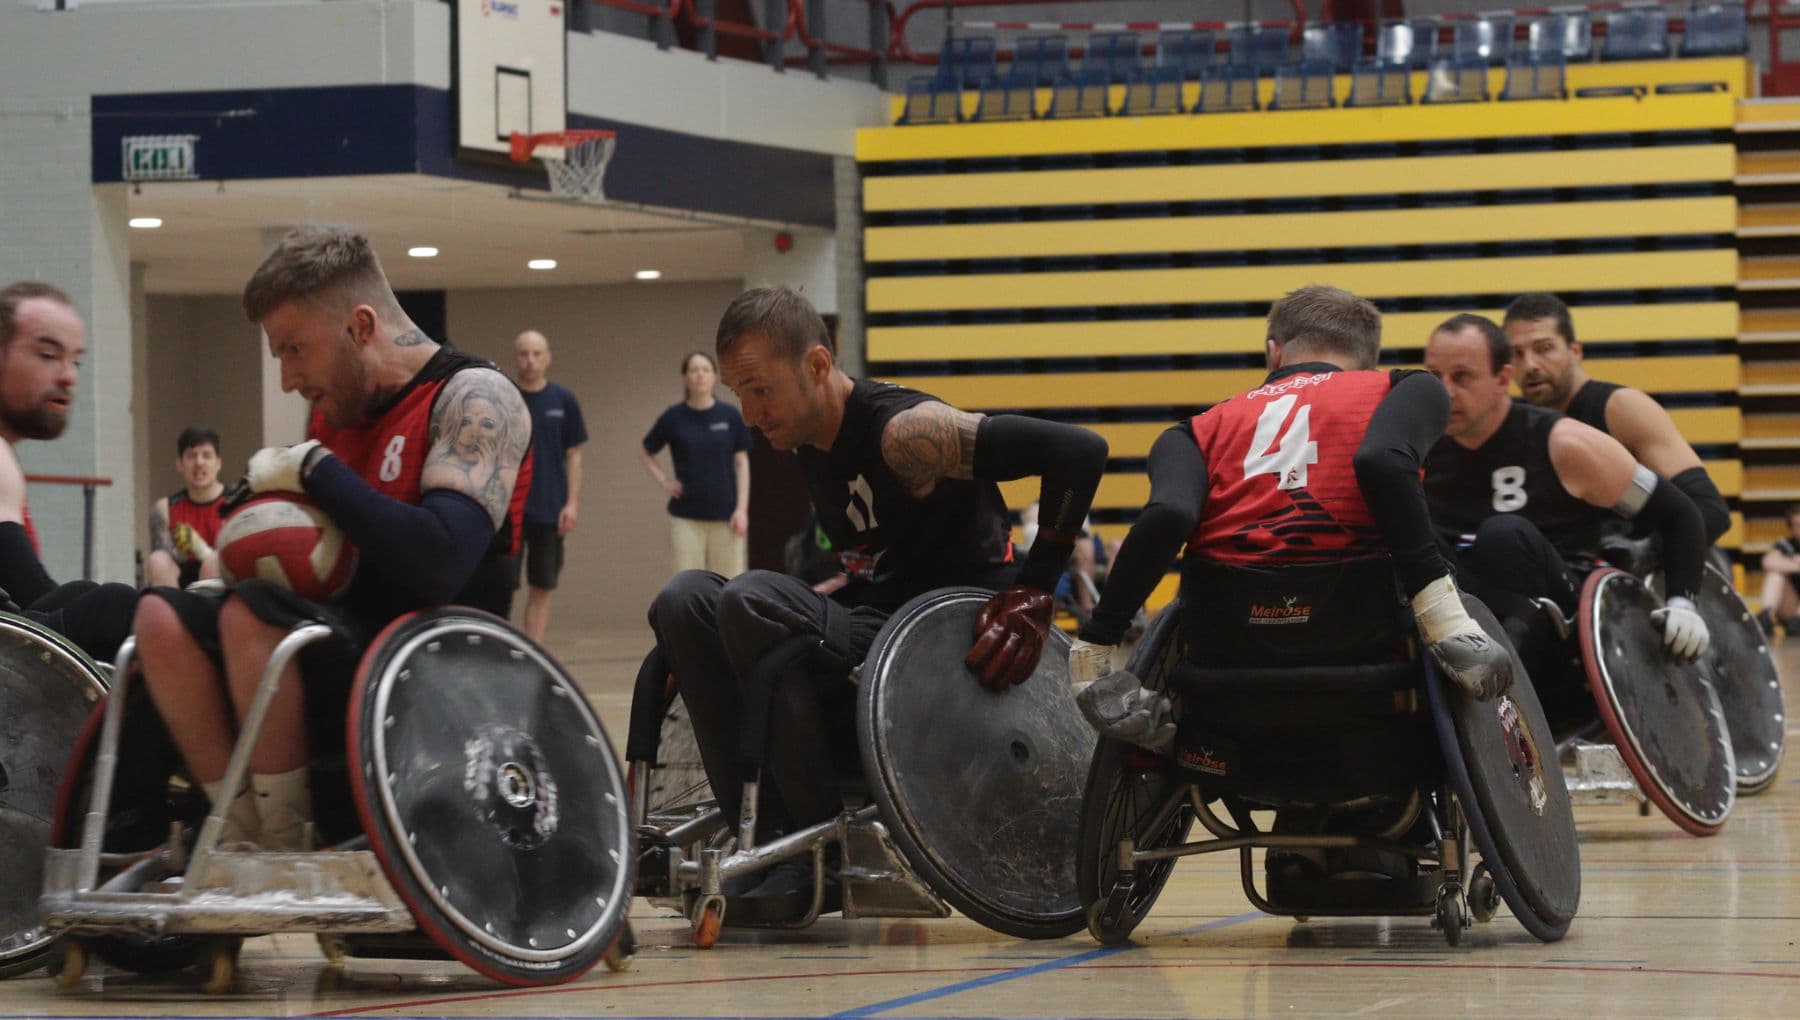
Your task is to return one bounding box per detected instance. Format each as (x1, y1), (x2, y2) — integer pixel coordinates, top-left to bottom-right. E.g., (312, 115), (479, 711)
(1243, 394), (1318, 491)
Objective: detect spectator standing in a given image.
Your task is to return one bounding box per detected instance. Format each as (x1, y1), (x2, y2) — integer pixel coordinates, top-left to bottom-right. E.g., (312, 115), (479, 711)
(639, 351), (752, 577)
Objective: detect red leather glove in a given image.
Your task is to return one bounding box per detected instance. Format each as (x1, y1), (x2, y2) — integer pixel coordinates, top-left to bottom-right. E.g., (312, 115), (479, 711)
(965, 585), (1055, 691)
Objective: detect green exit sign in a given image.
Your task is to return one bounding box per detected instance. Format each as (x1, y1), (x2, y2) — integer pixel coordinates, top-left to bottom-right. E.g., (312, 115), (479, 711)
(121, 135), (198, 181)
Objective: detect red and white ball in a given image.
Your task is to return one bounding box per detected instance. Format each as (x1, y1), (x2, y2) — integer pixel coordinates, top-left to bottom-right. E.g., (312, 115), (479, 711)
(216, 494), (358, 601)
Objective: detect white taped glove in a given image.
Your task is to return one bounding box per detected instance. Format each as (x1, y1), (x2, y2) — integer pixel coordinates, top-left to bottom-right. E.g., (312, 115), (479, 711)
(1075, 669), (1175, 753)
(1650, 595), (1710, 662)
(1412, 576), (1514, 701)
(246, 439), (324, 495)
(1068, 639), (1118, 687)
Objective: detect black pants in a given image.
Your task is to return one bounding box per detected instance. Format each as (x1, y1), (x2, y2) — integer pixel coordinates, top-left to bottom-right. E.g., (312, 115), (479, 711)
(1446, 516), (1591, 727)
(649, 569), (886, 832)
(24, 580), (138, 664)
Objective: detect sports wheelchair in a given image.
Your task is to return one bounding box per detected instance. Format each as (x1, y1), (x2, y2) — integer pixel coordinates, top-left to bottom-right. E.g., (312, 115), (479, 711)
(628, 587), (1097, 946)
(36, 606), (635, 990)
(1078, 558), (1582, 948)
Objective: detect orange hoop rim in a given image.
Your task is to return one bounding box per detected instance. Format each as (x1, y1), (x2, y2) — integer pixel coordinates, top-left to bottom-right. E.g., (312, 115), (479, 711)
(508, 129), (617, 163)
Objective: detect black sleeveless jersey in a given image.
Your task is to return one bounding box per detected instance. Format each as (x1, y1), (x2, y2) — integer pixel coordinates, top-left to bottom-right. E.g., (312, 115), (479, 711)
(1564, 379), (1621, 435)
(797, 378), (1015, 612)
(1424, 401), (1601, 571)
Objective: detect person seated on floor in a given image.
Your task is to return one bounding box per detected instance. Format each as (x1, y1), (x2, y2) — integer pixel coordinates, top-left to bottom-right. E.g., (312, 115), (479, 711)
(648, 286), (1109, 919)
(145, 425), (227, 589)
(131, 228), (530, 851)
(1757, 503), (1800, 639)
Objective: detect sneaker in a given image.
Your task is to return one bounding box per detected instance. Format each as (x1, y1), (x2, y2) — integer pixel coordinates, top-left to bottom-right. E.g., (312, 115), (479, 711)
(1782, 615), (1800, 639)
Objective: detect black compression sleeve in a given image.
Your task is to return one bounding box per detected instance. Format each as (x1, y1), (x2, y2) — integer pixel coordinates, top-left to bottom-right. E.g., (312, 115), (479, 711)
(1632, 474), (1706, 600)
(0, 521), (55, 607)
(1354, 370), (1452, 598)
(1078, 425), (1205, 646)
(1670, 465), (1731, 547)
(302, 454), (497, 605)
(972, 414), (1109, 592)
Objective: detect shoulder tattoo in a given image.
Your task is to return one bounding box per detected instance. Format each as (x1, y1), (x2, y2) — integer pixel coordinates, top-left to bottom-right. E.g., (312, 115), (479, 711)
(423, 368), (532, 526)
(881, 402), (983, 498)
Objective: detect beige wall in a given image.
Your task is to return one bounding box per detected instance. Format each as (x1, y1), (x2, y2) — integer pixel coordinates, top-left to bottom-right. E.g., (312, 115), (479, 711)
(447, 281), (746, 631)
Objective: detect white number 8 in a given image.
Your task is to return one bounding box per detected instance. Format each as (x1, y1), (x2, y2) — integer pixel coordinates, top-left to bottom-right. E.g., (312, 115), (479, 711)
(379, 435), (406, 482)
(1491, 466), (1528, 512)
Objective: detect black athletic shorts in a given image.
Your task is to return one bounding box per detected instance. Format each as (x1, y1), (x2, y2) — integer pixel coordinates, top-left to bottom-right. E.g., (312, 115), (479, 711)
(141, 580), (389, 760)
(512, 522), (565, 591)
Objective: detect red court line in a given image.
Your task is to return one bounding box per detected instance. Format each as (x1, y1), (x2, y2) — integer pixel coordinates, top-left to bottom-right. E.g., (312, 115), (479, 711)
(308, 956), (1800, 1016)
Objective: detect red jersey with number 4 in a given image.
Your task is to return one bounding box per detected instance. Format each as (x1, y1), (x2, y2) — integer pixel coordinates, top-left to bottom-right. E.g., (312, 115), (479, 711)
(307, 348), (531, 557)
(1186, 368), (1391, 563)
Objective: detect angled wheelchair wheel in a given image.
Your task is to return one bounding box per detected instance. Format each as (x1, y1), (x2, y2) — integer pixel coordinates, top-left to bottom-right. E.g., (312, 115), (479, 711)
(350, 608), (634, 986)
(858, 588), (1089, 940)
(1693, 565), (1785, 794)
(0, 615), (108, 979)
(1075, 601), (1192, 944)
(1578, 570), (1735, 836)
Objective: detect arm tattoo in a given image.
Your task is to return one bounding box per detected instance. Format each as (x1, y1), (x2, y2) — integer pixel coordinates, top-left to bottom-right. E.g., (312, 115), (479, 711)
(148, 500), (173, 554)
(421, 368), (532, 527)
(881, 402), (983, 497)
(392, 329), (432, 348)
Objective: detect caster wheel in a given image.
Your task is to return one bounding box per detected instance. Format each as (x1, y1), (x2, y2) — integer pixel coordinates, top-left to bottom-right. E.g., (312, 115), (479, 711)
(1435, 890), (1466, 948)
(1085, 900), (1135, 947)
(691, 898), (725, 949)
(51, 941), (86, 990)
(1468, 865), (1499, 924)
(200, 938), (240, 995)
(603, 922), (636, 972)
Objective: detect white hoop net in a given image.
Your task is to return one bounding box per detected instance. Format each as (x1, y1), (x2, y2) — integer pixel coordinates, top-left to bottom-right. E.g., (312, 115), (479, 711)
(541, 133), (616, 203)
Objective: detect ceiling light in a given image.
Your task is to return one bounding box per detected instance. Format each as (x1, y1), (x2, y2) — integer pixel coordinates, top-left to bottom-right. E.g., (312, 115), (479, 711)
(527, 258), (558, 271)
(128, 217), (163, 229)
(635, 269), (662, 281)
(408, 246), (439, 258)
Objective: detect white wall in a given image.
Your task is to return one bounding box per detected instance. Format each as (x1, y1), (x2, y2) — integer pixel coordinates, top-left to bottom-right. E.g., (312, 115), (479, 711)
(447, 280), (746, 631)
(139, 294), (266, 513)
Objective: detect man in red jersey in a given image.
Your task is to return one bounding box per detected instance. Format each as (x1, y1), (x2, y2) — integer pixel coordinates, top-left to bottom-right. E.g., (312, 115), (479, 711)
(145, 425), (227, 588)
(1072, 286), (1510, 750)
(132, 228), (531, 850)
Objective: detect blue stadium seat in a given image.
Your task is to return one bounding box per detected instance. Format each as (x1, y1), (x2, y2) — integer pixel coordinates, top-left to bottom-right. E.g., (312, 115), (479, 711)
(1122, 63), (1187, 115)
(1084, 31), (1144, 83)
(1301, 22), (1364, 73)
(1502, 53), (1568, 100)
(1158, 29), (1216, 80)
(1050, 67), (1116, 118)
(1226, 25), (1291, 73)
(1347, 58), (1411, 106)
(1601, 5), (1671, 61)
(1197, 62), (1260, 112)
(1681, 2), (1748, 57)
(1424, 54), (1490, 103)
(1523, 11), (1593, 61)
(941, 36), (999, 89)
(1270, 60), (1336, 109)
(1451, 15), (1513, 66)
(974, 35), (1067, 121)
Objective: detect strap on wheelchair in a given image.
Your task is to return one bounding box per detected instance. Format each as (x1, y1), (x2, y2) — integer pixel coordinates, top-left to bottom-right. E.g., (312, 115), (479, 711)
(737, 634), (824, 772)
(816, 598), (862, 676)
(624, 646), (671, 764)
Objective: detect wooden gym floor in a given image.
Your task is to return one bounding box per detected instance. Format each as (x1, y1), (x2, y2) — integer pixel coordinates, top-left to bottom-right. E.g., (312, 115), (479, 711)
(2, 622), (1795, 1019)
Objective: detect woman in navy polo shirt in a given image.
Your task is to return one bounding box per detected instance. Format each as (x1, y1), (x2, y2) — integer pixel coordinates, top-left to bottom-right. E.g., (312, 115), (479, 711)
(639, 351), (753, 577)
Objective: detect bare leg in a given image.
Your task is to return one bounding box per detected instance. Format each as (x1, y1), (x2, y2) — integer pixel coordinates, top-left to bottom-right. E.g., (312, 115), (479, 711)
(136, 596), (237, 784)
(1780, 577), (1800, 621)
(198, 551), (221, 580)
(145, 550), (181, 589)
(524, 585), (553, 642)
(219, 598), (309, 774)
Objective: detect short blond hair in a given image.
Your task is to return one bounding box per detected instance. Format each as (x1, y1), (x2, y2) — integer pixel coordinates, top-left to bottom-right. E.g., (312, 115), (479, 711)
(242, 227), (402, 324)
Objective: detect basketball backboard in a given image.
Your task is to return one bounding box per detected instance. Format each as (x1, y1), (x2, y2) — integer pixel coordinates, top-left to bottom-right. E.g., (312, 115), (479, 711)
(455, 0), (567, 157)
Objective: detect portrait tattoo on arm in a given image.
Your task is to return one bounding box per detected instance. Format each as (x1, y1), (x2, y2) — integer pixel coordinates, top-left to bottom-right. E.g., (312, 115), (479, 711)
(881, 401), (984, 499)
(421, 368), (532, 527)
(148, 500), (173, 555)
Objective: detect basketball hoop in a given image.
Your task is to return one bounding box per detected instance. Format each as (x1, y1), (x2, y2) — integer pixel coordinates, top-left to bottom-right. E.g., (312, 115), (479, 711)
(509, 129), (617, 203)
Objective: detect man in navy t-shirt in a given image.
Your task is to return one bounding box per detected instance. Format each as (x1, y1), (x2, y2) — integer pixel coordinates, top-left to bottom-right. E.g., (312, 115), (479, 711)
(512, 329), (588, 640)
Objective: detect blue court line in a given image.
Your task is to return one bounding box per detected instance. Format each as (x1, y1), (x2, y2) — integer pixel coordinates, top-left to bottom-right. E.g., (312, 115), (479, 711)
(826, 911), (1264, 1019)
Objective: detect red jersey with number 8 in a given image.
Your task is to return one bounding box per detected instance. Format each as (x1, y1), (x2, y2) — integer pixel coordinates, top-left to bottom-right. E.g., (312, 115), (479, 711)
(1186, 368), (1392, 563)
